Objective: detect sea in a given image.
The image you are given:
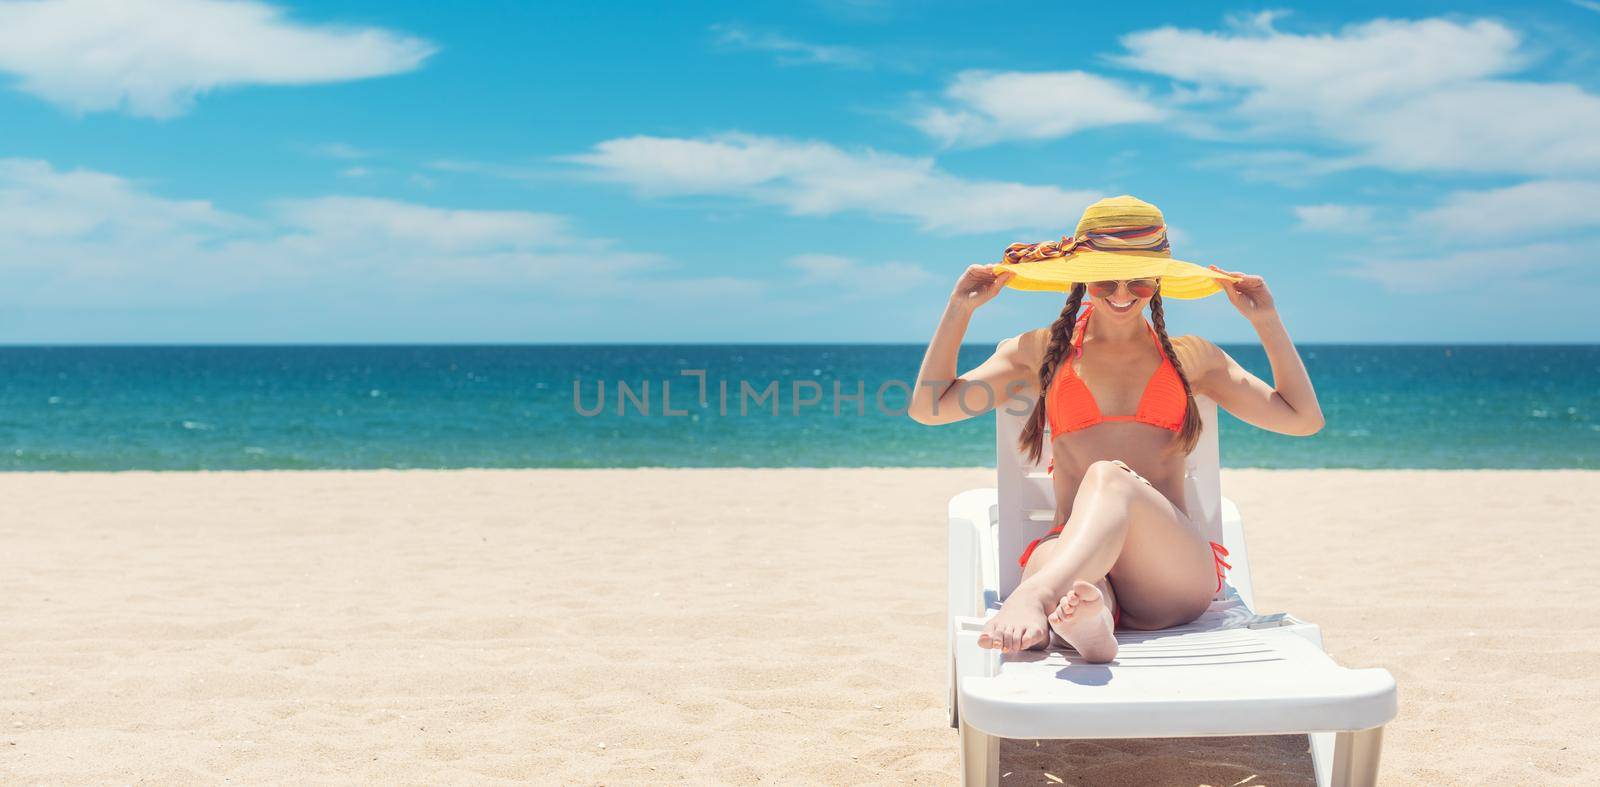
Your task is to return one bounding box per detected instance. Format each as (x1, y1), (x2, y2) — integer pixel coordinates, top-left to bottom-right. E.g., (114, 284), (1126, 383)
(1, 344), (1596, 470)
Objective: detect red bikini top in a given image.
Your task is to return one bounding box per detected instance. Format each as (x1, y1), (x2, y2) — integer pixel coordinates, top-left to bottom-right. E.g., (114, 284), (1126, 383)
(1046, 303), (1188, 436)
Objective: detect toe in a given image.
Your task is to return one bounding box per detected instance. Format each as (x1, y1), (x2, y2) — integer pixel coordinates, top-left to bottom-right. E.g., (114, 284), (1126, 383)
(979, 625), (1001, 649)
(1024, 624), (1045, 649)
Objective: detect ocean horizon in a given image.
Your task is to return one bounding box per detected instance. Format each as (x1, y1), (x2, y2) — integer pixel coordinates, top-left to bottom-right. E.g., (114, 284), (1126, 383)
(3, 343), (1597, 471)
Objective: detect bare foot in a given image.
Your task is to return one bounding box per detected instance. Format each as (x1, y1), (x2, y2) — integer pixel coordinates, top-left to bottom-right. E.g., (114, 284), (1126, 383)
(977, 587), (1052, 654)
(1047, 580), (1118, 663)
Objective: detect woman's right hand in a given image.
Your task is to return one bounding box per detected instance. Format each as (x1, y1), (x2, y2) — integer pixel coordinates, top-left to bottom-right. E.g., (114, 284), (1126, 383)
(951, 264), (1013, 310)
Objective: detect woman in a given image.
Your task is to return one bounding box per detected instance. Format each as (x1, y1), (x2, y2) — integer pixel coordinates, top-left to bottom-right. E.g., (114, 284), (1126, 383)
(908, 195), (1324, 662)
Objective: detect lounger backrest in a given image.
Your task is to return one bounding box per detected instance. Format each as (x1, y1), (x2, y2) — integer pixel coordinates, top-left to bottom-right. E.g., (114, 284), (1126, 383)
(995, 394), (1224, 601)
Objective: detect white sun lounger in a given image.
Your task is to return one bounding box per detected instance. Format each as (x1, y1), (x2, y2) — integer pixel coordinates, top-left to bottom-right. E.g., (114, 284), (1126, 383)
(947, 395), (1397, 786)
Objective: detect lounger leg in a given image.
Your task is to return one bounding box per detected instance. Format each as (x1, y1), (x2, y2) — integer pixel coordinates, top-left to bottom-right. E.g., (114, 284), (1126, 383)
(958, 720), (998, 787)
(1309, 731), (1333, 786)
(1328, 726), (1383, 787)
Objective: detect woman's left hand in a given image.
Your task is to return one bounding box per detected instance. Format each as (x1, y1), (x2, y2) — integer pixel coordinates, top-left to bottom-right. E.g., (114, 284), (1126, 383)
(1208, 264), (1276, 321)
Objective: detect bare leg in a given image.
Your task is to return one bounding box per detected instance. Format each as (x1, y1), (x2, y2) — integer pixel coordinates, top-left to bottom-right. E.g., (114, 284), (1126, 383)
(1094, 463), (1216, 631)
(977, 459), (1214, 654)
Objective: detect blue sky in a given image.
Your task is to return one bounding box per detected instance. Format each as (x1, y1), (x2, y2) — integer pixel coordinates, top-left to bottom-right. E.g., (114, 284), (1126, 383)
(1, 0), (1599, 343)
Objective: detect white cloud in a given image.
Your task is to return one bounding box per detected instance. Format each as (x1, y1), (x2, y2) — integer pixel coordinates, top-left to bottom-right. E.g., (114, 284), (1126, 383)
(1194, 149), (1353, 185)
(1118, 17), (1520, 106)
(0, 0), (435, 117)
(787, 253), (854, 281)
(1414, 180), (1600, 238)
(0, 158), (259, 302)
(1341, 81), (1600, 175)
(0, 158), (662, 303)
(1339, 241), (1588, 293)
(913, 70), (1167, 147)
(0, 158), (241, 242)
(710, 23), (868, 68)
(787, 253), (937, 294)
(425, 158), (552, 183)
(276, 196), (573, 251)
(1294, 203), (1375, 233)
(1115, 16), (1600, 176)
(1307, 182), (1600, 284)
(0, 159), (971, 339)
(565, 132), (1099, 234)
(312, 142), (374, 159)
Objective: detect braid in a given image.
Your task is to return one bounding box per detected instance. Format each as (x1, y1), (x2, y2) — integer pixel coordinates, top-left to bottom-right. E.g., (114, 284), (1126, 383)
(1148, 289), (1203, 455)
(1018, 283), (1086, 464)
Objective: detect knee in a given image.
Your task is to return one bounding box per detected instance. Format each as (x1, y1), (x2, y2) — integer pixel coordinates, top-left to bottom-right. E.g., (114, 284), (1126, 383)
(1082, 460), (1139, 493)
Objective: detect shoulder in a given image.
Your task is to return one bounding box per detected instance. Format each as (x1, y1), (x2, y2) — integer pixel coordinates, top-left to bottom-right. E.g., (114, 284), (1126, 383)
(998, 327), (1052, 372)
(1169, 334), (1225, 378)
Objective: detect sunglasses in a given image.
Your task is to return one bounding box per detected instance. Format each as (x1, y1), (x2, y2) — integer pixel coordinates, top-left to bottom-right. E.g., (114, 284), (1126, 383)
(1087, 278), (1159, 299)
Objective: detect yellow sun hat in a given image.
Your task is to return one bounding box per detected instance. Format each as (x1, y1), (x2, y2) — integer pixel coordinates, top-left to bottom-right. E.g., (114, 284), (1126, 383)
(997, 195), (1242, 300)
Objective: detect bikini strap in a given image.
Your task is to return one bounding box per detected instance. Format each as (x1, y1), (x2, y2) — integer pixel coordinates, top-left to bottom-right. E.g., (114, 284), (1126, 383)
(1072, 304), (1163, 358)
(1143, 317), (1162, 350)
(1070, 303), (1094, 359)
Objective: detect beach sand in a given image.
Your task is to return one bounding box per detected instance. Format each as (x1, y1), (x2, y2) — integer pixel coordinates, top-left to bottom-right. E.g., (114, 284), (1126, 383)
(2, 468), (1595, 785)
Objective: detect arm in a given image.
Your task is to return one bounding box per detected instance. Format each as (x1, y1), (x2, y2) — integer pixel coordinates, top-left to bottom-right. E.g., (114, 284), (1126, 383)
(1180, 266), (1325, 436)
(908, 265), (1039, 426)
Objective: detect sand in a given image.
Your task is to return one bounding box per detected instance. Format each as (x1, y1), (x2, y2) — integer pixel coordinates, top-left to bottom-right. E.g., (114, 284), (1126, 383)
(2, 468), (1596, 785)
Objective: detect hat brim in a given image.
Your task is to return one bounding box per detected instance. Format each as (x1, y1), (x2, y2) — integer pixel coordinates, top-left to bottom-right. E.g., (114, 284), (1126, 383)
(1000, 251), (1241, 300)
